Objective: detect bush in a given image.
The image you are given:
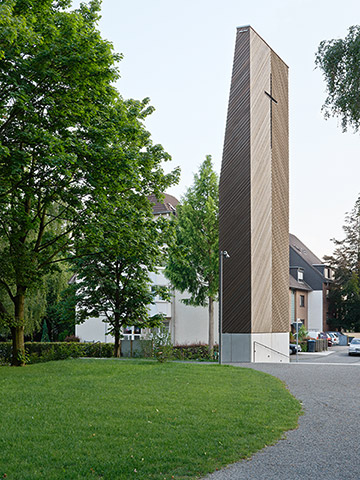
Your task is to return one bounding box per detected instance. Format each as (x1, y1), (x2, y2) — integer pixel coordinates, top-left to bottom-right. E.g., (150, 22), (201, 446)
(64, 335), (80, 342)
(173, 343), (218, 361)
(151, 327), (174, 362)
(0, 342), (114, 364)
(0, 341), (219, 365)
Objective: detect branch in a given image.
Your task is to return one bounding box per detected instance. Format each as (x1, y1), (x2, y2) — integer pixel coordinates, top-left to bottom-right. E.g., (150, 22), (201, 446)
(34, 206), (47, 251)
(0, 218), (12, 245)
(43, 206), (74, 229)
(36, 227), (73, 253)
(0, 106), (20, 134)
(0, 299), (9, 317)
(0, 279), (15, 302)
(39, 248), (100, 267)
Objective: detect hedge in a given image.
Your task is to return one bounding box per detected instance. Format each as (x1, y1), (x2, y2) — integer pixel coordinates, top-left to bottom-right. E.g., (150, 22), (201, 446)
(172, 344), (218, 361)
(0, 341), (219, 365)
(0, 342), (113, 365)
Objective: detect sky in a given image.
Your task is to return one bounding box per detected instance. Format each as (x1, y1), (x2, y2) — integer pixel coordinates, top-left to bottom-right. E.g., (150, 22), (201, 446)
(79, 0), (360, 259)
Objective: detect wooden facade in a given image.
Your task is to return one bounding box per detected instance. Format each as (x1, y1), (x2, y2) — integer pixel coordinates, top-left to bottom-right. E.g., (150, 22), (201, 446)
(219, 27), (289, 348)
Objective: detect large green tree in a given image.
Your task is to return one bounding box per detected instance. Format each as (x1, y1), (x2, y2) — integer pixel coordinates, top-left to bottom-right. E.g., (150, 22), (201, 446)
(165, 156), (219, 352)
(74, 200), (172, 357)
(325, 196), (360, 331)
(0, 0), (178, 365)
(316, 26), (360, 131)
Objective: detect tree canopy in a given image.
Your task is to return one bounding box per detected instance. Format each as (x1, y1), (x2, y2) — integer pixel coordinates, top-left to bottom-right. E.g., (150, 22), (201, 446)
(325, 196), (360, 331)
(316, 26), (360, 132)
(165, 156), (219, 351)
(0, 0), (179, 364)
(74, 200), (172, 357)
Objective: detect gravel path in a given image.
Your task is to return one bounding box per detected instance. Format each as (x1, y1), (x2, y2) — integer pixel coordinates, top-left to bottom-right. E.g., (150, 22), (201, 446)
(204, 349), (360, 480)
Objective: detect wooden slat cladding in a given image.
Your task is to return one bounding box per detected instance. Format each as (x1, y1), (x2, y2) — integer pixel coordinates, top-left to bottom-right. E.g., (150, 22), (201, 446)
(220, 26), (289, 336)
(219, 27), (251, 333)
(249, 29), (272, 334)
(271, 51), (289, 333)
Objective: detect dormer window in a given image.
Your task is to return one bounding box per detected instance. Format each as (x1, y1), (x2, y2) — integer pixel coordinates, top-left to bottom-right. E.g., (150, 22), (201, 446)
(325, 268), (333, 279)
(298, 269), (304, 283)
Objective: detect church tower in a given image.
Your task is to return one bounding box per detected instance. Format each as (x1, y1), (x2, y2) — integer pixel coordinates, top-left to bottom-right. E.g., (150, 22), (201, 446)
(219, 26), (289, 362)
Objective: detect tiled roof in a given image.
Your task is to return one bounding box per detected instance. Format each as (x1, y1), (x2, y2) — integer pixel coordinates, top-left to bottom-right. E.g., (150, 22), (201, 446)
(148, 193), (179, 215)
(289, 233), (323, 265)
(289, 274), (312, 291)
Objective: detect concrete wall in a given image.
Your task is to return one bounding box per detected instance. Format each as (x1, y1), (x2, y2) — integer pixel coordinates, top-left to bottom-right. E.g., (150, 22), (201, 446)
(222, 332), (289, 363)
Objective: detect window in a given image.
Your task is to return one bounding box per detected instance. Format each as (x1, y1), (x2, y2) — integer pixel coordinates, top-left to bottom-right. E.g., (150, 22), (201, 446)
(298, 270), (304, 282)
(300, 295), (305, 307)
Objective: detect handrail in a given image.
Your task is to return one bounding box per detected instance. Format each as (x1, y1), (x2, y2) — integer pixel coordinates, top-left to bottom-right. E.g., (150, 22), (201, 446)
(253, 341), (289, 362)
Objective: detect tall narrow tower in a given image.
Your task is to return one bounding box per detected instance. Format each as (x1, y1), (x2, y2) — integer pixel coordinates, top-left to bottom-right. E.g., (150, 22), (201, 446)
(219, 26), (289, 363)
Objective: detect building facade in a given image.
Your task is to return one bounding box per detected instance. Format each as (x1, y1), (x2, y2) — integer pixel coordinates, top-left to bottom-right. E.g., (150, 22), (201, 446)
(219, 26), (289, 362)
(76, 193), (219, 346)
(289, 234), (332, 333)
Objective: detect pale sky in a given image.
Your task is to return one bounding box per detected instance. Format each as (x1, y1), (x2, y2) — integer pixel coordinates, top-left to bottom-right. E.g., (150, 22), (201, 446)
(82, 0), (360, 259)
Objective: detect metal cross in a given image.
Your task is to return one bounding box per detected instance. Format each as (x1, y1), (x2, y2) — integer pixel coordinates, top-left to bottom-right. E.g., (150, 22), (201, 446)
(265, 74), (277, 148)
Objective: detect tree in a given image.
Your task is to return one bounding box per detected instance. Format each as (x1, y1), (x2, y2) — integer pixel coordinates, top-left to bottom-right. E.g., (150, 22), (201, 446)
(325, 196), (360, 331)
(74, 202), (172, 357)
(165, 156), (219, 353)
(40, 268), (76, 342)
(0, 0), (178, 365)
(316, 26), (360, 132)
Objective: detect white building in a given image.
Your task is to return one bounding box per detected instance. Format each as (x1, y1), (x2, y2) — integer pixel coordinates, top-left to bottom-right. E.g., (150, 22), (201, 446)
(76, 193), (219, 346)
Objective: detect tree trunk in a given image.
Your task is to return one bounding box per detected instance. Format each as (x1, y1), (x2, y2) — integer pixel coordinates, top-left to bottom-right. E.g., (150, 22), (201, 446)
(11, 289), (26, 366)
(113, 317), (121, 358)
(208, 296), (214, 354)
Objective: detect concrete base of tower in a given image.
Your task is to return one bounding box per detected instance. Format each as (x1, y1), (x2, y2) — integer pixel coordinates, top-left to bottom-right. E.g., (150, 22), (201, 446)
(222, 332), (289, 363)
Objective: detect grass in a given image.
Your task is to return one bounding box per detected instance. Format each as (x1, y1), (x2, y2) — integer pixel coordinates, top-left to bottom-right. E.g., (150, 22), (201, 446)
(0, 359), (301, 479)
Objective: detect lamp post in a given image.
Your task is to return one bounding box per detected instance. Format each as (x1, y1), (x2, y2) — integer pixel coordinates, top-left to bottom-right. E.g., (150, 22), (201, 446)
(219, 250), (230, 365)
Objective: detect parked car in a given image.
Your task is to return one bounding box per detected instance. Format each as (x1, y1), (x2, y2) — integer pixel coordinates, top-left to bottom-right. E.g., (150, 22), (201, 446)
(317, 332), (332, 347)
(289, 344), (301, 355)
(349, 338), (360, 356)
(328, 332), (339, 345)
(325, 333), (333, 346)
(308, 331), (320, 339)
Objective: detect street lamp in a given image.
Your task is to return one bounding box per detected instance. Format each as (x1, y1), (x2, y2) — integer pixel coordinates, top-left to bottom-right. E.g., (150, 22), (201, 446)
(219, 250), (230, 365)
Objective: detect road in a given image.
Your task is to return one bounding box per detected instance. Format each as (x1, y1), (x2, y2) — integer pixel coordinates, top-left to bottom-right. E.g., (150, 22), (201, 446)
(292, 344), (360, 364)
(204, 345), (360, 480)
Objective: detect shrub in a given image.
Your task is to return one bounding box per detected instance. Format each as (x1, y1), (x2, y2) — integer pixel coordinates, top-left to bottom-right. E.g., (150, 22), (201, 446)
(64, 335), (80, 342)
(0, 341), (219, 364)
(0, 342), (114, 364)
(140, 339), (153, 358)
(173, 343), (218, 361)
(149, 327), (174, 362)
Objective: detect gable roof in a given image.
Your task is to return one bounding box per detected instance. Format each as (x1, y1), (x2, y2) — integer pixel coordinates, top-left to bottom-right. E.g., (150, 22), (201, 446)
(289, 233), (323, 266)
(148, 193), (179, 215)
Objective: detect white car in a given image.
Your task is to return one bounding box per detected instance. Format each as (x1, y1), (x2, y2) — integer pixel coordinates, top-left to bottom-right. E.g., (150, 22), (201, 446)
(348, 338), (360, 356)
(328, 332), (339, 345)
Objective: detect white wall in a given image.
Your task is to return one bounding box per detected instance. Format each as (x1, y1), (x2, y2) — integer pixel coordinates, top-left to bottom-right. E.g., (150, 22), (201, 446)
(76, 316), (110, 343)
(307, 291), (323, 332)
(148, 268), (172, 318)
(76, 265), (219, 347)
(172, 290), (219, 345)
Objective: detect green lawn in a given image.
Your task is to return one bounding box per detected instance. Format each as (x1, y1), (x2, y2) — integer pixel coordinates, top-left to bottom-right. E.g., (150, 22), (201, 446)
(0, 359), (301, 480)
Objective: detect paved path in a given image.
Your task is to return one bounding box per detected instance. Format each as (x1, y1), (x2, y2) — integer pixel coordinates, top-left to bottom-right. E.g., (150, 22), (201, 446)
(204, 347), (360, 480)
